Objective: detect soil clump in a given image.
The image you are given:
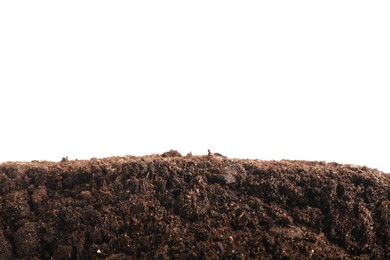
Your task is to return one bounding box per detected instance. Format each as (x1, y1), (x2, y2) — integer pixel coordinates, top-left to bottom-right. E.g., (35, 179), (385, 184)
(0, 151), (389, 259)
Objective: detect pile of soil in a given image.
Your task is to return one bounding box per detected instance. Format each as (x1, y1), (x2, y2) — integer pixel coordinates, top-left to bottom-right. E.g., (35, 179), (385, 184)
(0, 151), (389, 259)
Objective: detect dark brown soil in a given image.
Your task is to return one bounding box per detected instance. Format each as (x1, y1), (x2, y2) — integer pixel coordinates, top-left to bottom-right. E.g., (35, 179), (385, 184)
(0, 151), (389, 259)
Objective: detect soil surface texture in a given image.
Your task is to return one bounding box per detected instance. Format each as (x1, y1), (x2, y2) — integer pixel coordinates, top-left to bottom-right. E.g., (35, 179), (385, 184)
(0, 151), (389, 259)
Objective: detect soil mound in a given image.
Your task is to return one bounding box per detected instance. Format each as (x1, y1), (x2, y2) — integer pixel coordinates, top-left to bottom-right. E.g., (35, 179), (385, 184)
(0, 151), (389, 259)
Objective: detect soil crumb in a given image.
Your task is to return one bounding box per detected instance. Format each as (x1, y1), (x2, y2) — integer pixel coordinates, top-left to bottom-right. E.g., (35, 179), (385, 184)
(0, 152), (389, 259)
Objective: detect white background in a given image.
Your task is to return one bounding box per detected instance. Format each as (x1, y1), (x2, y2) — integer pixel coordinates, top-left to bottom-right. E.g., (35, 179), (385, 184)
(1, 1), (389, 173)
